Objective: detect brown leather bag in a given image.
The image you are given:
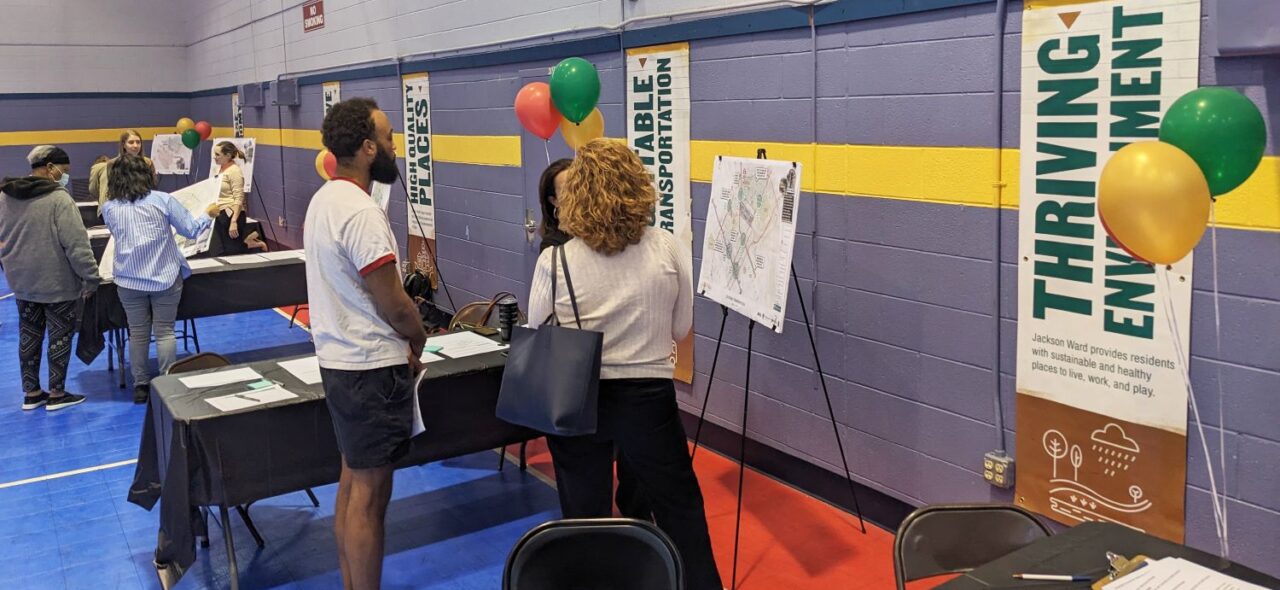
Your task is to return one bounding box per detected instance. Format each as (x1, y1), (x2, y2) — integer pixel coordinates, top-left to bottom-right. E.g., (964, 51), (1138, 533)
(448, 291), (525, 331)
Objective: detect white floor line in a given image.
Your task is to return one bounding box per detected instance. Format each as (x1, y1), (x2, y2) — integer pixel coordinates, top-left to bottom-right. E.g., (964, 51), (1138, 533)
(0, 458), (137, 490)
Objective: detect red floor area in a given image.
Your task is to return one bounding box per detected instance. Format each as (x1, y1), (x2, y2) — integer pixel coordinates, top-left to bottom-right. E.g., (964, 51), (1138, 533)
(284, 308), (938, 589)
(503, 438), (925, 590)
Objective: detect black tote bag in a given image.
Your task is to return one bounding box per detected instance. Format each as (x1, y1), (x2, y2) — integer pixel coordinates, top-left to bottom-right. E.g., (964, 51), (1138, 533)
(496, 245), (602, 436)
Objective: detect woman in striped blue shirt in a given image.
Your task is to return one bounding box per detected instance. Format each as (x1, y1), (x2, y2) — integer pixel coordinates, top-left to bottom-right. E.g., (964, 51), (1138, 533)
(102, 155), (217, 404)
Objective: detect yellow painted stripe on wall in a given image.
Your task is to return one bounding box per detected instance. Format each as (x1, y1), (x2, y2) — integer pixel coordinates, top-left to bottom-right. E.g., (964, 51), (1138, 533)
(693, 140), (1278, 232)
(0, 127), (176, 147)
(433, 135), (522, 167)
(4, 126), (1272, 231)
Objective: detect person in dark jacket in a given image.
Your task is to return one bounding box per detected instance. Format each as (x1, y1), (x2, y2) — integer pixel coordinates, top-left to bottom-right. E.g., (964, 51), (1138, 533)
(0, 145), (100, 411)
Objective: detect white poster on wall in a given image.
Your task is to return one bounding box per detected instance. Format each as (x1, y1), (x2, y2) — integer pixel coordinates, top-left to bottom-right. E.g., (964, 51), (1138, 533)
(403, 72), (437, 282)
(150, 134), (192, 175)
(232, 93), (244, 138)
(1014, 0), (1200, 542)
(207, 137), (256, 193)
(323, 81), (340, 117)
(628, 42), (695, 382)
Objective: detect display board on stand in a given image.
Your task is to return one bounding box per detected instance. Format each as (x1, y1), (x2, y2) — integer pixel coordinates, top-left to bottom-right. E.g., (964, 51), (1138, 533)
(693, 150), (864, 590)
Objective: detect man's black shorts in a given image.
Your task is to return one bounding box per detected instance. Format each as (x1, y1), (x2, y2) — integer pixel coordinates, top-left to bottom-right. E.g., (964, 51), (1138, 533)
(320, 364), (414, 469)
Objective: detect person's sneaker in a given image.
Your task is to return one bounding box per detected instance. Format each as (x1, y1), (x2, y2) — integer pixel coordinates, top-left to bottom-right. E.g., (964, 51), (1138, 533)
(45, 392), (86, 411)
(22, 392), (49, 410)
(134, 385), (149, 405)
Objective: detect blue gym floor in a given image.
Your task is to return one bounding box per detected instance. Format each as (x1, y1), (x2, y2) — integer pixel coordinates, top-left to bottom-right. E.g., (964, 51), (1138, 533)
(0, 271), (563, 590)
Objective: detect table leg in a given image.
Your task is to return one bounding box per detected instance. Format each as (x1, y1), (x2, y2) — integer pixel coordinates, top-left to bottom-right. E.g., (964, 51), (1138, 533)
(304, 488), (320, 508)
(234, 505), (266, 548)
(519, 441), (528, 471)
(116, 330), (127, 389)
(220, 506), (240, 590)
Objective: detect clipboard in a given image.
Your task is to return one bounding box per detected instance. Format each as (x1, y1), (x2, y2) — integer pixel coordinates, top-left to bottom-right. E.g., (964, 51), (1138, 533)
(1094, 553), (1153, 589)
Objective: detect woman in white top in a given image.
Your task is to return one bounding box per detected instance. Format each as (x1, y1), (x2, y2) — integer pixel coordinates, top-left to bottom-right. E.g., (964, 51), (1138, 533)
(527, 139), (722, 590)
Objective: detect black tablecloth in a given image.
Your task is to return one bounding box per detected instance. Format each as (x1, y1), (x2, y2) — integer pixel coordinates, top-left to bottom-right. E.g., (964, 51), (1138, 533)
(87, 220), (264, 263)
(938, 521), (1278, 589)
(127, 341), (536, 585)
(75, 256), (307, 364)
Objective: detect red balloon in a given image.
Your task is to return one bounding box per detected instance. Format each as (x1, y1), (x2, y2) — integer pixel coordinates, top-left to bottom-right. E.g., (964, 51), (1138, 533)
(514, 82), (561, 140)
(194, 121), (212, 141)
(323, 151), (338, 178)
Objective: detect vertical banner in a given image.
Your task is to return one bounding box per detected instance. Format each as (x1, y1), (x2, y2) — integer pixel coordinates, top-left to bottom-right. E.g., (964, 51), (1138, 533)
(628, 42), (695, 383)
(403, 73), (437, 286)
(1015, 0), (1200, 542)
(323, 81), (341, 117)
(232, 93), (244, 138)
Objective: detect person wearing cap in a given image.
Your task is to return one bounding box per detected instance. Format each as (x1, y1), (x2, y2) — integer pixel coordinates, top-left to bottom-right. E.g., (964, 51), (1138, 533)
(0, 145), (100, 411)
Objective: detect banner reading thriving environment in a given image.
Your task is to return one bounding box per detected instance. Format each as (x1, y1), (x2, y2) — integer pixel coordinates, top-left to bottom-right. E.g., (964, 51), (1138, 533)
(323, 81), (340, 117)
(403, 72), (437, 285)
(628, 42), (695, 383)
(232, 92), (243, 138)
(1015, 0), (1200, 542)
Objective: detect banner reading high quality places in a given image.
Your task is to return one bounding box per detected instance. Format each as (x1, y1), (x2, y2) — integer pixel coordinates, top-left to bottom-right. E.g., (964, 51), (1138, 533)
(628, 42), (694, 383)
(1015, 0), (1199, 542)
(403, 73), (437, 285)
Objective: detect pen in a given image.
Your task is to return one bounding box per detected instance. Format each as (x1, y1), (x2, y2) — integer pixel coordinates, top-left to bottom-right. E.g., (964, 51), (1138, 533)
(1012, 574), (1091, 582)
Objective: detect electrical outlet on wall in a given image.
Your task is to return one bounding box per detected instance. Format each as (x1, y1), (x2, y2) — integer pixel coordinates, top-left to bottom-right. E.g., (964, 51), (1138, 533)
(983, 450), (1014, 489)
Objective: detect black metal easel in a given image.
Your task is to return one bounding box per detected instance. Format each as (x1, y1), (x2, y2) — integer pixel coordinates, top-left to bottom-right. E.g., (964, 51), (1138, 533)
(689, 148), (866, 590)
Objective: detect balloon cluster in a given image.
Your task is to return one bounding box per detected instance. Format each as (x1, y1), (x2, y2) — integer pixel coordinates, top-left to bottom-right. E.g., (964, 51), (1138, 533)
(175, 117), (212, 149)
(1099, 87), (1266, 265)
(514, 57), (604, 150)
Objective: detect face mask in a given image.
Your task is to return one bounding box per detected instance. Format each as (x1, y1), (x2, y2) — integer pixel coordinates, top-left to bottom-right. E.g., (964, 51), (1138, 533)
(52, 166), (69, 188)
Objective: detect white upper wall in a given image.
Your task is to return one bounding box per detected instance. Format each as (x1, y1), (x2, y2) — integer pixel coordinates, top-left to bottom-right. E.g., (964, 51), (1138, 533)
(0, 0), (806, 93)
(0, 0), (188, 93)
(183, 0), (803, 91)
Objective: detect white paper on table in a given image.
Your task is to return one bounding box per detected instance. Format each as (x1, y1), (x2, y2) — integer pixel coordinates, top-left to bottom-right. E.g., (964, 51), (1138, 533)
(257, 250), (305, 261)
(427, 331), (507, 359)
(98, 236), (115, 282)
(411, 369), (427, 436)
(186, 258), (224, 271)
(87, 227), (110, 238)
(241, 386), (299, 404)
(419, 351), (446, 363)
(278, 356), (322, 385)
(1104, 558), (1267, 590)
(179, 367), (263, 389)
(205, 393), (259, 412)
(217, 254), (270, 265)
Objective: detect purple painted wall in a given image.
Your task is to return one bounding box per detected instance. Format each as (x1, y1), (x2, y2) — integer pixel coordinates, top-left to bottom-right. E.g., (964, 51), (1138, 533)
(192, 3), (1278, 573)
(5, 0), (1275, 575)
(0, 96), (190, 195)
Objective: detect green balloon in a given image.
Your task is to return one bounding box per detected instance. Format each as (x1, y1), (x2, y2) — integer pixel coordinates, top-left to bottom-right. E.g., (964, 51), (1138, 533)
(549, 57), (600, 124)
(1159, 87), (1266, 196)
(181, 129), (201, 149)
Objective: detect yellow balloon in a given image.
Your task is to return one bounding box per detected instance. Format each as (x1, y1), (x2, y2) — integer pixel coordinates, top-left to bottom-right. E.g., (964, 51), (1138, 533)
(1098, 142), (1210, 265)
(176, 117), (195, 134)
(560, 108), (604, 151)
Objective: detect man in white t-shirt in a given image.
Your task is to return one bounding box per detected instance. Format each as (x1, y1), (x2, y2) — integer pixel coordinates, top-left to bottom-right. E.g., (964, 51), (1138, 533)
(305, 98), (427, 589)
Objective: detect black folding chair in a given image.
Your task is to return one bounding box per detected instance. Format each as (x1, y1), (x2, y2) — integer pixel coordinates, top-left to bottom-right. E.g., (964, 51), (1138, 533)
(504, 518), (684, 590)
(894, 503), (1053, 590)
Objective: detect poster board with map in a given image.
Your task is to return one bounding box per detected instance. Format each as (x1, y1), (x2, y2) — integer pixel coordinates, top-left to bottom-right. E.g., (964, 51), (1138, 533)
(697, 156), (800, 333)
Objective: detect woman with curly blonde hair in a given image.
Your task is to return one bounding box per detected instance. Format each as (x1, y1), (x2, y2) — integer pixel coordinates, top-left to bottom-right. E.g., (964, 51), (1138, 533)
(527, 139), (722, 590)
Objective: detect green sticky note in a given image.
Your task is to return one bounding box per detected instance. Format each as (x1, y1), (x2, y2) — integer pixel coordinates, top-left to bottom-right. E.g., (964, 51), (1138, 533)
(424, 345), (443, 353)
(248, 380), (275, 390)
